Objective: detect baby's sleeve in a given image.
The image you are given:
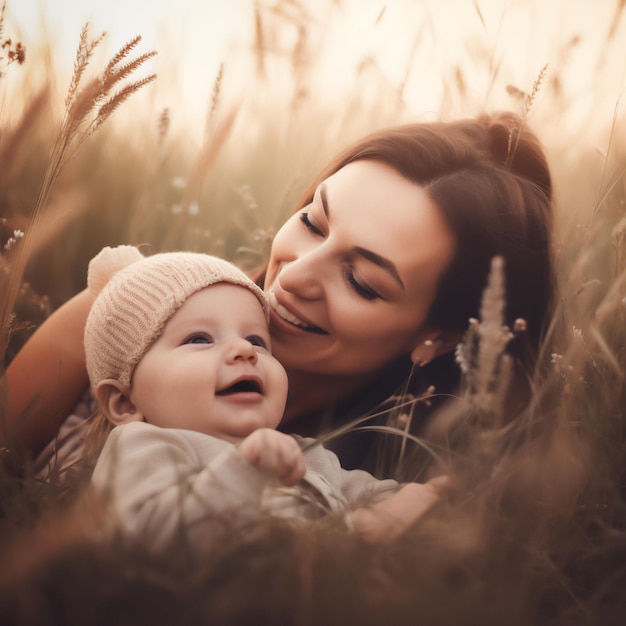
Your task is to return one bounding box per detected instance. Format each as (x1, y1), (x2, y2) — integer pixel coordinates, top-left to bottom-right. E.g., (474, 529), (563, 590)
(91, 422), (272, 551)
(300, 437), (400, 511)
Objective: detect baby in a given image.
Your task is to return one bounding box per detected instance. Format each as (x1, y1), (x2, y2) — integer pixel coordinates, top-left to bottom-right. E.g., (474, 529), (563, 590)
(85, 246), (441, 550)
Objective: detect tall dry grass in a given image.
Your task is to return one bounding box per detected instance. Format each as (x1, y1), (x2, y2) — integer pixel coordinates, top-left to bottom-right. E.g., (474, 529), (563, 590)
(0, 0), (625, 623)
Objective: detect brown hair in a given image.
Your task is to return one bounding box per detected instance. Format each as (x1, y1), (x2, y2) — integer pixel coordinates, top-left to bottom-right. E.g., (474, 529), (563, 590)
(291, 112), (555, 373)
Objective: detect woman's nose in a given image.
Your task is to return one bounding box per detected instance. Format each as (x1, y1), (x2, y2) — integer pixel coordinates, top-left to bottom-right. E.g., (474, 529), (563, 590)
(277, 254), (324, 300)
(225, 337), (258, 364)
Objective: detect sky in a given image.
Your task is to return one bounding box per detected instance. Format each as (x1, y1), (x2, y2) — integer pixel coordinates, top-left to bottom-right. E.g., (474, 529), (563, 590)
(4, 0), (626, 141)
(5, 0), (247, 122)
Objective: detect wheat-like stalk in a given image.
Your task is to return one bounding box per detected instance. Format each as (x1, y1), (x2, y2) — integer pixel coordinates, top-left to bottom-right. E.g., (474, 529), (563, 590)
(64, 38), (153, 132)
(524, 64), (548, 117)
(0, 24), (156, 371)
(206, 62), (224, 134)
(181, 106), (238, 216)
(102, 35), (142, 80)
(157, 107), (170, 147)
(456, 256), (515, 420)
(0, 0), (4, 40)
(254, 3), (266, 80)
(100, 50), (157, 103)
(506, 64), (548, 166)
(91, 74), (156, 133)
(64, 35), (156, 161)
(65, 23), (106, 110)
(0, 84), (49, 183)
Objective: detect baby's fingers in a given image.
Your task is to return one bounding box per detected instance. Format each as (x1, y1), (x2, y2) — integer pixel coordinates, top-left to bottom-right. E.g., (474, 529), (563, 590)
(272, 436), (306, 486)
(283, 450), (306, 486)
(238, 430), (305, 486)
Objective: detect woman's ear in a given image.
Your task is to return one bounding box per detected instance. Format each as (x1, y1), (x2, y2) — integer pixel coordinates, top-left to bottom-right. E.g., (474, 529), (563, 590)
(95, 380), (144, 426)
(410, 332), (461, 366)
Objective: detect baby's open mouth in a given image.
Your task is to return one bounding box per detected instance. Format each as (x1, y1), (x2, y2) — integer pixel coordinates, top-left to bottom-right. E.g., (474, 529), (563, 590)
(217, 380), (262, 395)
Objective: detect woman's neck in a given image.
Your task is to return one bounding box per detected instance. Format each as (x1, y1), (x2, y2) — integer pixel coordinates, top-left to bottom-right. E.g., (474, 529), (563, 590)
(281, 368), (374, 435)
(279, 356), (419, 438)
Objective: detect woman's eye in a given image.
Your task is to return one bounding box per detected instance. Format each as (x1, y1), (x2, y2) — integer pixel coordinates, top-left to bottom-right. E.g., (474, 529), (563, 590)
(246, 335), (269, 349)
(299, 211), (324, 237)
(184, 334), (213, 345)
(344, 269), (380, 301)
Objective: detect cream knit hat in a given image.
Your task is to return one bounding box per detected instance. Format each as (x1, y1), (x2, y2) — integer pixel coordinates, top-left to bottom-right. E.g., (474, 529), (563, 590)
(84, 246), (268, 388)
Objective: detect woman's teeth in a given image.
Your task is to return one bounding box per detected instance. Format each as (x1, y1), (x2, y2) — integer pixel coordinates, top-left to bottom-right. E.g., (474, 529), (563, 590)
(268, 292), (310, 328)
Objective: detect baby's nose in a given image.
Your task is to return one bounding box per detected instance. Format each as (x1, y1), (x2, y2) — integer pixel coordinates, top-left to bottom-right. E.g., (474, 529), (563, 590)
(225, 337), (258, 364)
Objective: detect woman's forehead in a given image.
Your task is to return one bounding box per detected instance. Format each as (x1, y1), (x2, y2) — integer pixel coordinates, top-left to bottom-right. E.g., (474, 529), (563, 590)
(322, 160), (454, 286)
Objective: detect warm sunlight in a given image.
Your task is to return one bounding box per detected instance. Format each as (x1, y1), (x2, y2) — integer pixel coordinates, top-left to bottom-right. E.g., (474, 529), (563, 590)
(1, 1), (626, 624)
(8, 0), (625, 139)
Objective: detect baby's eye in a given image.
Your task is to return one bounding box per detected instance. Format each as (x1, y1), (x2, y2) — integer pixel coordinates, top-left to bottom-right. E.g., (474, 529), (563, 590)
(184, 333), (214, 345)
(246, 335), (269, 350)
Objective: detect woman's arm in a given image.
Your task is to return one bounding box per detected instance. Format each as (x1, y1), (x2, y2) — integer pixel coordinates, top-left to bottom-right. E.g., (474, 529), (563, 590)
(2, 288), (95, 458)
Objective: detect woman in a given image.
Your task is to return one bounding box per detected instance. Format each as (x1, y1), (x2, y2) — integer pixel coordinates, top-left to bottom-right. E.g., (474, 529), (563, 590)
(3, 111), (555, 478)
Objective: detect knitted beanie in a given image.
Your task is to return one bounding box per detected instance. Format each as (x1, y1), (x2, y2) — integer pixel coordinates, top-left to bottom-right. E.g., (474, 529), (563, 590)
(84, 246), (268, 388)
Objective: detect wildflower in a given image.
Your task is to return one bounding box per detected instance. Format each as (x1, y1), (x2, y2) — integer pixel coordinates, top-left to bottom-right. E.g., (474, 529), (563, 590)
(396, 413), (410, 428)
(253, 227), (275, 243)
(14, 41), (25, 64)
(239, 184), (258, 211)
(3, 230), (23, 251)
(457, 257), (514, 418)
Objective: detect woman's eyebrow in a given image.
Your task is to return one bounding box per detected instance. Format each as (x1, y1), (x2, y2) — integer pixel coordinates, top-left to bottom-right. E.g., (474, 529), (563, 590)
(354, 247), (405, 289)
(321, 183), (405, 290)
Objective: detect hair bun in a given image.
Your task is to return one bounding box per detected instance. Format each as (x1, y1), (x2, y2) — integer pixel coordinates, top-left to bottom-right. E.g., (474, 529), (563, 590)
(484, 113), (512, 165)
(482, 112), (552, 201)
(87, 245), (145, 295)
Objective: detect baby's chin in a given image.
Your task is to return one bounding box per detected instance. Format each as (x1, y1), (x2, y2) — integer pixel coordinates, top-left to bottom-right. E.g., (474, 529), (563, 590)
(212, 417), (274, 443)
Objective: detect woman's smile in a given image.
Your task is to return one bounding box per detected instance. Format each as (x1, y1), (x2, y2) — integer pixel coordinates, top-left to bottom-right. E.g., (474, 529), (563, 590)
(268, 291), (327, 335)
(265, 159), (455, 378)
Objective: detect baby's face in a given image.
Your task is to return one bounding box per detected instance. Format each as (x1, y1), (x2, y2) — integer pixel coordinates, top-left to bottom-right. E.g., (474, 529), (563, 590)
(130, 283), (288, 442)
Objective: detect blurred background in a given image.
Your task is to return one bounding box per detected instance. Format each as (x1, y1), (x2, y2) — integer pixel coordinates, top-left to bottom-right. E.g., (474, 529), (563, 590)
(7, 0), (625, 135)
(1, 0), (625, 359)
(1, 5), (626, 620)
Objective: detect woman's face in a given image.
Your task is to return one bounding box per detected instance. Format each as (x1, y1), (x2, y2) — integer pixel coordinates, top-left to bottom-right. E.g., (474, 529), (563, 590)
(264, 159), (455, 378)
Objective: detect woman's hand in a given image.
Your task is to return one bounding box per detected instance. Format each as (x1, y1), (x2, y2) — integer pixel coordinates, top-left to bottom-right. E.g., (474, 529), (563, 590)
(352, 475), (451, 543)
(237, 429), (306, 486)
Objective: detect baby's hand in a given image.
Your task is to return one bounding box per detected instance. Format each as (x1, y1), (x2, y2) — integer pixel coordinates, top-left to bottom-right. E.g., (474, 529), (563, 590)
(237, 429), (306, 486)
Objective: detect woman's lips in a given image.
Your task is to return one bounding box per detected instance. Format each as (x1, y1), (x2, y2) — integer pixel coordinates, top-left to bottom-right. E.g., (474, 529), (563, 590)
(268, 292), (326, 335)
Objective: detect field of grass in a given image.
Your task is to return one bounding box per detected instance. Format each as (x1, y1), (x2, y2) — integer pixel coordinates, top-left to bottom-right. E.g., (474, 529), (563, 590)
(0, 0), (625, 623)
